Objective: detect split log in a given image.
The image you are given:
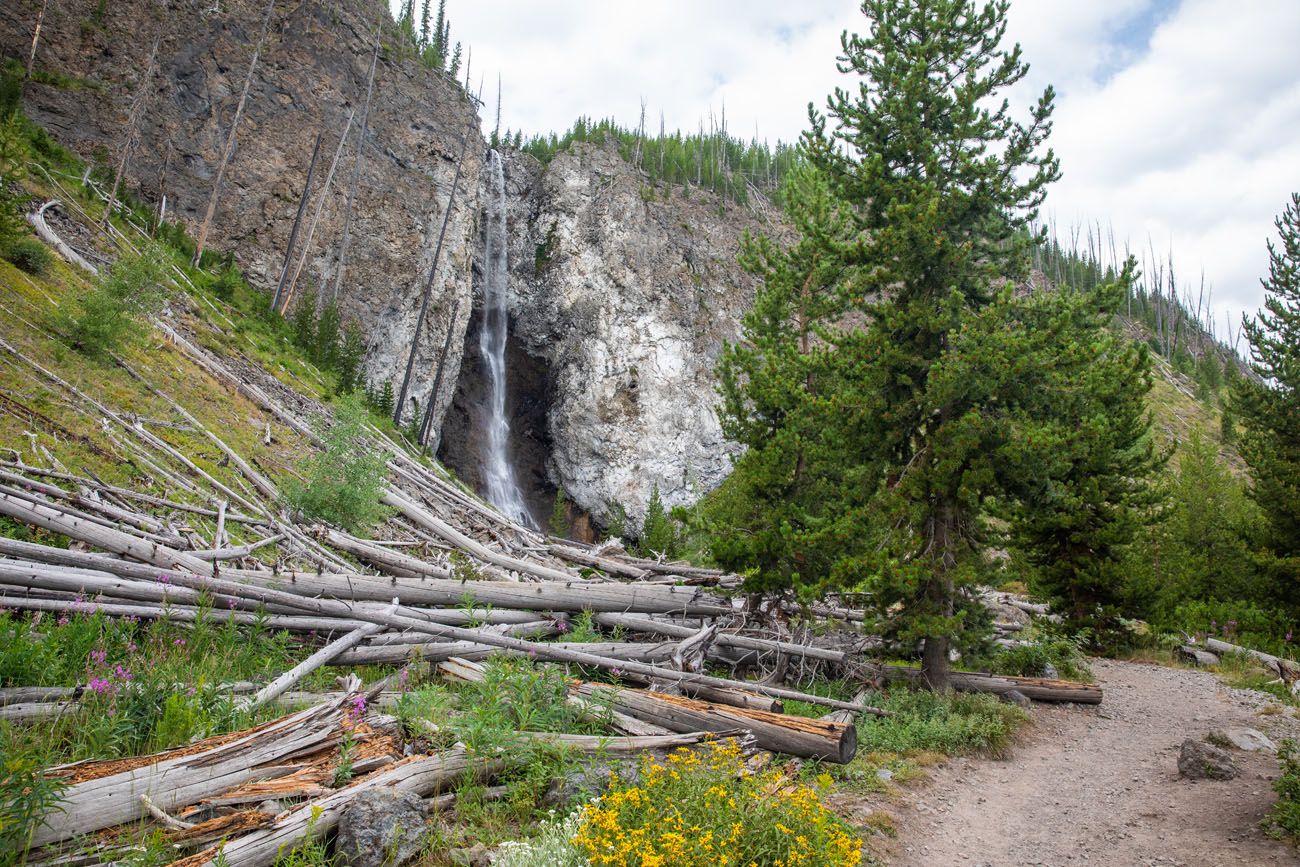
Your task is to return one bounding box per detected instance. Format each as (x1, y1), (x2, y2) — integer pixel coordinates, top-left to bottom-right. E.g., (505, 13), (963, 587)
(882, 666), (1102, 704)
(574, 683), (857, 763)
(183, 748), (500, 867)
(29, 699), (347, 847)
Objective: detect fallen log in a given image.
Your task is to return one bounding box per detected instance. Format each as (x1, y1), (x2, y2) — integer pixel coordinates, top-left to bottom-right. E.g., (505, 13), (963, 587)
(27, 201), (98, 274)
(514, 730), (747, 753)
(593, 612), (850, 664)
(181, 748), (501, 867)
(882, 666), (1102, 704)
(315, 527), (450, 578)
(1203, 637), (1300, 681)
(332, 639), (680, 667)
(1177, 645), (1221, 667)
(29, 699), (347, 847)
(239, 600), (398, 711)
(573, 682), (857, 763)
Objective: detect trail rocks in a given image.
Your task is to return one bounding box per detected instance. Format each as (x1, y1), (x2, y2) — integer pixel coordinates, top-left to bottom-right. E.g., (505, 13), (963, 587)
(336, 789), (429, 867)
(1177, 739), (1238, 780)
(1212, 727), (1277, 753)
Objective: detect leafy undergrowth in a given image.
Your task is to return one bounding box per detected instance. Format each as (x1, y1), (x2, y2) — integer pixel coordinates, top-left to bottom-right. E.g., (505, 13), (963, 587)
(1265, 739), (1300, 842)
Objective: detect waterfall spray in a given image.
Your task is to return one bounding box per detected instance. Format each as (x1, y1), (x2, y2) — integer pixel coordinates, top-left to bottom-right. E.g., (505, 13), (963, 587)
(478, 150), (534, 527)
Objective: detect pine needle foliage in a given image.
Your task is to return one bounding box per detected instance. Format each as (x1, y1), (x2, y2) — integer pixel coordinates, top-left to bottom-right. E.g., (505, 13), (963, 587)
(1234, 192), (1300, 602)
(714, 0), (1162, 683)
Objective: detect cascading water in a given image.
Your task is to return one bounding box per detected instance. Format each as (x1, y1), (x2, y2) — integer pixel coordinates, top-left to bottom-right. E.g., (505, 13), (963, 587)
(477, 150), (534, 527)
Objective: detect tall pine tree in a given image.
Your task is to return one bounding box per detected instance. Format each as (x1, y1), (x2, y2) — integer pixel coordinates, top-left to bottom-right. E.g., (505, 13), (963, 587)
(1235, 193), (1300, 602)
(806, 0), (1059, 686)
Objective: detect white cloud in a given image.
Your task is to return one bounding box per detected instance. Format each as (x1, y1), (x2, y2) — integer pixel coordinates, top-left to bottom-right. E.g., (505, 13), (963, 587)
(400, 0), (1300, 332)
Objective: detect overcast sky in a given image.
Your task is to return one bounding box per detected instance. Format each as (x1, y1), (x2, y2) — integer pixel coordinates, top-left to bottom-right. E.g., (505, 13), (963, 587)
(396, 0), (1300, 341)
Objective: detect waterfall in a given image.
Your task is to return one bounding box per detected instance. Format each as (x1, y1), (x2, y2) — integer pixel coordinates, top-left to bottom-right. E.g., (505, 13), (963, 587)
(477, 150), (534, 527)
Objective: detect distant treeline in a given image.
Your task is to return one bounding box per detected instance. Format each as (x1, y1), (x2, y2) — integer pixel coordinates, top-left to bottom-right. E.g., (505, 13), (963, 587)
(509, 115), (801, 206)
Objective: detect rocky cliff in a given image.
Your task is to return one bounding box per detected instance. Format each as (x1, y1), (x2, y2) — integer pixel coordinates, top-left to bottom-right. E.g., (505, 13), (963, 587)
(2, 0), (786, 530)
(439, 142), (783, 530)
(1, 0), (483, 435)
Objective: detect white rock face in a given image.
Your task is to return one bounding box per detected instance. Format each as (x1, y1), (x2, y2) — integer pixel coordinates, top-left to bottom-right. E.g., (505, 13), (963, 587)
(496, 142), (788, 527)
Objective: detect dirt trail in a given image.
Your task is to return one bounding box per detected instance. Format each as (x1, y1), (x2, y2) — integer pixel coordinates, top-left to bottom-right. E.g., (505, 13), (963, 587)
(866, 660), (1300, 866)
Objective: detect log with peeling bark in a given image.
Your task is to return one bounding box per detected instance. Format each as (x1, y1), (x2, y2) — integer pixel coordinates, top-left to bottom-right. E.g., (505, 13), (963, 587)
(573, 682), (857, 763)
(882, 666), (1103, 704)
(179, 748), (503, 867)
(1177, 645), (1221, 667)
(29, 698), (348, 847)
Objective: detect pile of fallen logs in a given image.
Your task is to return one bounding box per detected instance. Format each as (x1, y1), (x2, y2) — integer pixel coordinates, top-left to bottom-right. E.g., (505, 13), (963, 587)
(0, 283), (1107, 862)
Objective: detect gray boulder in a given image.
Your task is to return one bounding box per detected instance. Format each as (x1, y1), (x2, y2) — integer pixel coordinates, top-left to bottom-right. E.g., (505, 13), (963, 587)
(336, 789), (429, 867)
(1177, 739), (1238, 781)
(1000, 689), (1032, 708)
(1213, 727), (1277, 753)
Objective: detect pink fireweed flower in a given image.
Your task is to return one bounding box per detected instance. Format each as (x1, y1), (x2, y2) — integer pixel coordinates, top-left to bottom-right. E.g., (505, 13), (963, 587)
(113, 664), (131, 681)
(126, 641), (137, 654)
(157, 574), (171, 585)
(87, 677), (114, 696)
(89, 649), (107, 666)
(57, 614), (70, 626)
(173, 638), (187, 647)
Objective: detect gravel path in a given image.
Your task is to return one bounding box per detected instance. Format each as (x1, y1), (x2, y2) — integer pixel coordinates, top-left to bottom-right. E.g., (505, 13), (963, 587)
(863, 659), (1300, 866)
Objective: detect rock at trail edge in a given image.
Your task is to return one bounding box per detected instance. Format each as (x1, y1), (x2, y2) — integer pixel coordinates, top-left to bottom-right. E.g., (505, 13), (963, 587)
(336, 789), (429, 867)
(1212, 727), (1277, 753)
(1177, 739), (1238, 781)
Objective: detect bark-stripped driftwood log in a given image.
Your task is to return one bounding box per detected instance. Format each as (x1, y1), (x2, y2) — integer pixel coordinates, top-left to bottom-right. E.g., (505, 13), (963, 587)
(0, 595), (373, 634)
(514, 730), (747, 753)
(183, 748), (500, 867)
(574, 683), (857, 764)
(332, 639), (679, 667)
(29, 699), (346, 847)
(1177, 645), (1221, 667)
(1203, 637), (1300, 682)
(882, 666), (1103, 704)
(27, 201), (98, 274)
(592, 612), (849, 664)
(239, 599), (398, 711)
(315, 527), (450, 578)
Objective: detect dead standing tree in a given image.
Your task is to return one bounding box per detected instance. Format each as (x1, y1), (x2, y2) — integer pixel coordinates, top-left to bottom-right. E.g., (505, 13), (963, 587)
(103, 38), (160, 229)
(192, 0), (277, 266)
(329, 30), (381, 303)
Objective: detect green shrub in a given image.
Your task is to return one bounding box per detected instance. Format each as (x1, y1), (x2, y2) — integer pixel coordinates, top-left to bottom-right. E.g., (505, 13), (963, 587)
(858, 688), (1026, 757)
(3, 237), (52, 275)
(985, 633), (1093, 682)
(55, 243), (170, 357)
(1266, 739), (1300, 840)
(287, 395), (392, 532)
(0, 754), (66, 866)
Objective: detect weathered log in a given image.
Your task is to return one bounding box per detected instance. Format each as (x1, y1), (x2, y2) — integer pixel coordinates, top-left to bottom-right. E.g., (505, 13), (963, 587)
(27, 201), (97, 274)
(183, 748), (499, 867)
(514, 730), (745, 753)
(882, 666), (1103, 704)
(239, 600), (397, 711)
(1203, 637), (1300, 681)
(1177, 645), (1221, 667)
(316, 527), (450, 578)
(226, 566), (732, 616)
(332, 640), (679, 667)
(592, 612), (849, 664)
(30, 699), (346, 847)
(574, 683), (857, 763)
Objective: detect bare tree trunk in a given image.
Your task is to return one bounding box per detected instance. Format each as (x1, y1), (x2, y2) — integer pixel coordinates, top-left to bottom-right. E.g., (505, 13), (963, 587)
(192, 0), (277, 266)
(393, 112), (475, 426)
(329, 29), (380, 302)
(25, 0), (49, 78)
(920, 504), (956, 690)
(417, 296), (460, 445)
(278, 110), (354, 315)
(270, 131), (322, 312)
(104, 39), (160, 229)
